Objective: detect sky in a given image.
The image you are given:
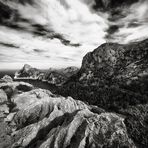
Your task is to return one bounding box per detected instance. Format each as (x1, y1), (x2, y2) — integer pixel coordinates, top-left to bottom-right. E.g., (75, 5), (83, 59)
(0, 0), (148, 70)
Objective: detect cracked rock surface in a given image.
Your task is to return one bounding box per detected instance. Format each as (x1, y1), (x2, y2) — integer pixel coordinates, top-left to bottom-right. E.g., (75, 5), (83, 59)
(0, 77), (135, 148)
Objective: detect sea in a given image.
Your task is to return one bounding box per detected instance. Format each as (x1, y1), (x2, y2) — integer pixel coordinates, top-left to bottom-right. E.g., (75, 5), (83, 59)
(0, 70), (16, 79)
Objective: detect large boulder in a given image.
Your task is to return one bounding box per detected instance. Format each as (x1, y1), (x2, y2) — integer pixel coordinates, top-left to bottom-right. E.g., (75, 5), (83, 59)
(11, 88), (96, 129)
(12, 110), (135, 148)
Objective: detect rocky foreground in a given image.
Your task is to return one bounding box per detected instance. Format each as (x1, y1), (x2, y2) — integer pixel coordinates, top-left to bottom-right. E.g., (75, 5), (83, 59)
(0, 75), (135, 148)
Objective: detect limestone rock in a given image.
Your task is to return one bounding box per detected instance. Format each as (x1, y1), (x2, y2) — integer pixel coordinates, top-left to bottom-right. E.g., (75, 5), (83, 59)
(15, 64), (41, 79)
(0, 89), (7, 103)
(12, 110), (135, 148)
(0, 81), (33, 95)
(11, 88), (91, 129)
(0, 80), (135, 148)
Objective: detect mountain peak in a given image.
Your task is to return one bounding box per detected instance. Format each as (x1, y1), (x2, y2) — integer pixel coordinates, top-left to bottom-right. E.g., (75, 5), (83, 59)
(23, 64), (32, 71)
(15, 64), (40, 79)
(68, 38), (148, 86)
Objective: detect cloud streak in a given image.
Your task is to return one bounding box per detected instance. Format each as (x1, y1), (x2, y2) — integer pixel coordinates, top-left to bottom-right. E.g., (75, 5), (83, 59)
(0, 0), (147, 69)
(0, 0), (108, 69)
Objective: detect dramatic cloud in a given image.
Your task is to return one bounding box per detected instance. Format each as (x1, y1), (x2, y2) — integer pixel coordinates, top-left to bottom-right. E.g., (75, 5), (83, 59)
(0, 0), (108, 69)
(109, 0), (148, 43)
(93, 0), (140, 10)
(0, 0), (147, 69)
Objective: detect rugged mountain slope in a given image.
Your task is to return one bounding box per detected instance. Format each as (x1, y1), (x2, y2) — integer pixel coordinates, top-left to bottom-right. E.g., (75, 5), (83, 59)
(0, 76), (135, 148)
(57, 39), (148, 147)
(63, 39), (148, 91)
(79, 39), (148, 85)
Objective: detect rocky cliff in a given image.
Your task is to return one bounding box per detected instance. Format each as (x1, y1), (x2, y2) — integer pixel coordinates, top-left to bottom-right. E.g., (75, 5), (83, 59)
(0, 76), (135, 148)
(79, 39), (148, 86)
(15, 64), (42, 79)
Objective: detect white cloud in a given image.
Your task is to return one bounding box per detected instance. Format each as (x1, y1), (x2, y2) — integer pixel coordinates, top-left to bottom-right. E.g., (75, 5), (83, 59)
(0, 25), (86, 69)
(0, 0), (109, 69)
(112, 0), (148, 43)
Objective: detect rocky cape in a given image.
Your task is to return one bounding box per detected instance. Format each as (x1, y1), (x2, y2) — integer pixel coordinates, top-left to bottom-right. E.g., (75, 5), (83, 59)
(15, 64), (79, 85)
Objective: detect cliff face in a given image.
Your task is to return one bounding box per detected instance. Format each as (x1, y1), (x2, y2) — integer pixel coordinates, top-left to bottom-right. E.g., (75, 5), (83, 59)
(0, 76), (135, 148)
(15, 64), (42, 79)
